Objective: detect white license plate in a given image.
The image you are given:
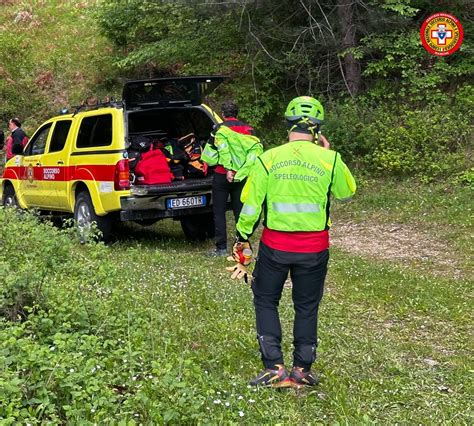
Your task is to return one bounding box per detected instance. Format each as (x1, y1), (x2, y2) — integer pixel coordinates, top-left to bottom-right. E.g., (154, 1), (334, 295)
(166, 195), (206, 209)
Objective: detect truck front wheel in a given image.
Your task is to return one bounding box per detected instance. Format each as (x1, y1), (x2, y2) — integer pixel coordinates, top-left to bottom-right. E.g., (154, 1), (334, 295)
(74, 191), (112, 243)
(3, 185), (18, 208)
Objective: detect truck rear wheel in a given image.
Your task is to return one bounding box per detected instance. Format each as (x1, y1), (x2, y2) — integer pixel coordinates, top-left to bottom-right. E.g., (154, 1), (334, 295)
(180, 213), (215, 241)
(3, 185), (18, 208)
(74, 191), (112, 243)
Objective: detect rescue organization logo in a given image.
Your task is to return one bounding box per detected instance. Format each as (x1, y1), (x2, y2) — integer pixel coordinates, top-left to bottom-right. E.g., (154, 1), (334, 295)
(27, 164), (34, 183)
(420, 13), (463, 56)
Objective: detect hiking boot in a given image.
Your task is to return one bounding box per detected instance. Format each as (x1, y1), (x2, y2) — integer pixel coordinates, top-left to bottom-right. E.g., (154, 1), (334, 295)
(289, 367), (319, 387)
(206, 248), (228, 257)
(249, 365), (292, 388)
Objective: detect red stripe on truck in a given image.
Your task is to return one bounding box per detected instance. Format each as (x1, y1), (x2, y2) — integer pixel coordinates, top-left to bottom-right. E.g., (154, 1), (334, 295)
(2, 165), (117, 182)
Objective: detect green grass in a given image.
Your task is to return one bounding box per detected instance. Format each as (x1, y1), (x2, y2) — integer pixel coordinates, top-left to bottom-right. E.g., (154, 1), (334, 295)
(0, 180), (472, 423)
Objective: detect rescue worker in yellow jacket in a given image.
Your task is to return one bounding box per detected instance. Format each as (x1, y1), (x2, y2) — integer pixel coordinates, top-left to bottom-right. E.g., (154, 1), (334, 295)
(202, 101), (263, 256)
(229, 96), (356, 387)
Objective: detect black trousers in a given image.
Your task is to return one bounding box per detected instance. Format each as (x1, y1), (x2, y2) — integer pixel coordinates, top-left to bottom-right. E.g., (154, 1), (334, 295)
(212, 173), (245, 250)
(252, 241), (329, 370)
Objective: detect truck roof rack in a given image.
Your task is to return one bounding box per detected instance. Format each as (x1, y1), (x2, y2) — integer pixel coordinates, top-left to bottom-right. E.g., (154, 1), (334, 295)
(71, 97), (123, 117)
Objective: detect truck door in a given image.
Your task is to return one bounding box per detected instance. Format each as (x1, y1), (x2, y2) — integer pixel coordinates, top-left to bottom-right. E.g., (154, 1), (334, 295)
(20, 122), (53, 207)
(39, 119), (73, 209)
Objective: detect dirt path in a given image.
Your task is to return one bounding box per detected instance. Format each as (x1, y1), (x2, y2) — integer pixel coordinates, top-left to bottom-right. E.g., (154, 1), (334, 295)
(330, 221), (467, 280)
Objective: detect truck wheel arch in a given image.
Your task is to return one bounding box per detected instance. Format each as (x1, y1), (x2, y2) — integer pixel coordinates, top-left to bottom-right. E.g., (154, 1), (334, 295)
(71, 181), (107, 216)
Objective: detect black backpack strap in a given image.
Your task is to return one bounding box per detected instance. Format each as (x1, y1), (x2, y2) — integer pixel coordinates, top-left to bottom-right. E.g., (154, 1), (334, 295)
(208, 122), (224, 146)
(324, 152), (338, 230)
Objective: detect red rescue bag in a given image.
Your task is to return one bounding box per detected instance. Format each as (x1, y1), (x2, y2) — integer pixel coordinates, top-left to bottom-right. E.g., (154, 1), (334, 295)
(134, 146), (173, 184)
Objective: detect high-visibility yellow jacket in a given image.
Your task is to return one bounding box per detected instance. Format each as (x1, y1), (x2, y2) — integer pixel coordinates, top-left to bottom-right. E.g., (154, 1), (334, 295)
(236, 140), (356, 239)
(201, 121), (263, 182)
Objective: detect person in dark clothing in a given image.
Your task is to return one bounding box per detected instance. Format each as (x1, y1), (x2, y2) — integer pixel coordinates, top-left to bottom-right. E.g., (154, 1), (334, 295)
(6, 118), (27, 160)
(204, 101), (262, 257)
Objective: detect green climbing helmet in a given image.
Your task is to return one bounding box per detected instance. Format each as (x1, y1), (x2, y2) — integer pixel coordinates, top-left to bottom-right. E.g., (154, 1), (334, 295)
(284, 96), (324, 125)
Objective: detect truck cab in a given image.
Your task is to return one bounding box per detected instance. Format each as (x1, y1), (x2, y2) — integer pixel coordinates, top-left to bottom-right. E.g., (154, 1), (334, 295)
(1, 76), (226, 241)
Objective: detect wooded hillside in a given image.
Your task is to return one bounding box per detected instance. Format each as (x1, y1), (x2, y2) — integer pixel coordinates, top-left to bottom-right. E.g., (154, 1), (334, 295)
(1, 0), (472, 182)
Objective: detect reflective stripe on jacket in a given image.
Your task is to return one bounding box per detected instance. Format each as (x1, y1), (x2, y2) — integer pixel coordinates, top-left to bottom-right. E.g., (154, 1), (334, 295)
(236, 140), (356, 239)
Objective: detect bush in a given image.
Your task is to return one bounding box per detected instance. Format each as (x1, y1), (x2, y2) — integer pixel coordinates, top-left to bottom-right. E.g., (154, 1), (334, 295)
(0, 209), (123, 422)
(324, 88), (473, 181)
(0, 209), (219, 422)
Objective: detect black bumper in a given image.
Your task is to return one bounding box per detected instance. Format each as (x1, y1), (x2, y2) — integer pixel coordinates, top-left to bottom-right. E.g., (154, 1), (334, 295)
(119, 205), (214, 221)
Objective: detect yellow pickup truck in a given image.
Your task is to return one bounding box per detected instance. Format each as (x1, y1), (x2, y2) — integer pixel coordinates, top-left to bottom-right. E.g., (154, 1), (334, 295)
(1, 76), (225, 241)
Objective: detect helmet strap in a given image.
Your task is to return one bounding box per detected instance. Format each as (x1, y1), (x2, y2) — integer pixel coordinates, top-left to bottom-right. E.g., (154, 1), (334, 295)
(287, 121), (318, 138)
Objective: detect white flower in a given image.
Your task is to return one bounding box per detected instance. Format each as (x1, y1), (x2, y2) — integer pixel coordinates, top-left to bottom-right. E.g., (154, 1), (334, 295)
(213, 399), (222, 404)
(225, 402), (230, 407)
(238, 395), (243, 400)
(69, 369), (74, 373)
(91, 408), (95, 413)
(249, 399), (255, 403)
(239, 411), (245, 417)
(50, 346), (55, 351)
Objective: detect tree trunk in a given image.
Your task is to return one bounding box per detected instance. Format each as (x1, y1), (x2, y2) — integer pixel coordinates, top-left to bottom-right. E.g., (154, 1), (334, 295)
(337, 0), (361, 96)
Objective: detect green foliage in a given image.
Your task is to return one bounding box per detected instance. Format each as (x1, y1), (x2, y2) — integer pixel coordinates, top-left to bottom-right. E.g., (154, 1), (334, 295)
(0, 1), (117, 132)
(224, 69), (285, 130)
(452, 167), (474, 188)
(325, 85), (473, 181)
(0, 0), (472, 178)
(0, 209), (122, 421)
(361, 30), (473, 103)
(94, 0), (287, 129)
(93, 0), (472, 180)
(366, 108), (470, 180)
(95, 1), (243, 75)
(374, 0), (419, 16)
